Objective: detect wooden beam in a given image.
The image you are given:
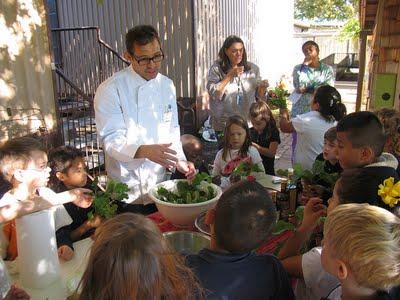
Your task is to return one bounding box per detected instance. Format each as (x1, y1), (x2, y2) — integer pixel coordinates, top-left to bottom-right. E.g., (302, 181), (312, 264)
(356, 30), (369, 111)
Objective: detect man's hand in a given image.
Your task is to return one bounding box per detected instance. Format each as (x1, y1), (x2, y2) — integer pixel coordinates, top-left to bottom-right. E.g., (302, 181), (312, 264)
(298, 197), (326, 234)
(135, 144), (178, 169)
(176, 160), (196, 180)
(68, 188), (93, 208)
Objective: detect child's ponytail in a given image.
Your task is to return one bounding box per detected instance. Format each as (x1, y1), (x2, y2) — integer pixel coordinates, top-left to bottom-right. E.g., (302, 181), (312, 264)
(314, 85), (346, 122)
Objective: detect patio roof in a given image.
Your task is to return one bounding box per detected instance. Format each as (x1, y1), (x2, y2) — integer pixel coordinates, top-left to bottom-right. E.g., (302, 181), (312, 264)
(359, 0), (379, 31)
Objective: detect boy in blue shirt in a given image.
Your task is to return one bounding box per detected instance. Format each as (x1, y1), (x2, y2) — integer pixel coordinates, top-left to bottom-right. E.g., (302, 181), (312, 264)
(186, 181), (295, 299)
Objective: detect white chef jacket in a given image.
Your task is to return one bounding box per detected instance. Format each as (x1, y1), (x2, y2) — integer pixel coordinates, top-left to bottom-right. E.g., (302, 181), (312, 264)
(94, 66), (185, 203)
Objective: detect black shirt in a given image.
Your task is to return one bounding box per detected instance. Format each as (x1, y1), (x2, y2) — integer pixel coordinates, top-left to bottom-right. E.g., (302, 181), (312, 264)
(250, 123), (281, 175)
(186, 248), (295, 300)
(315, 153), (343, 174)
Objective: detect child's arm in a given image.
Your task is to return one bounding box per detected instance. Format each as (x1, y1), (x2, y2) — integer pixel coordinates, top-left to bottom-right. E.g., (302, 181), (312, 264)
(252, 141), (279, 158)
(278, 198), (326, 259)
(70, 215), (102, 242)
(211, 151), (223, 176)
(279, 108), (295, 133)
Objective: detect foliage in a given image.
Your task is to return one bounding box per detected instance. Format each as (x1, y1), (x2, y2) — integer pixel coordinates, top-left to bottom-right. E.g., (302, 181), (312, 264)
(338, 17), (361, 41)
(267, 85), (289, 109)
(293, 160), (340, 189)
(157, 173), (216, 204)
(232, 161), (263, 177)
(294, 0), (358, 21)
(88, 179), (130, 220)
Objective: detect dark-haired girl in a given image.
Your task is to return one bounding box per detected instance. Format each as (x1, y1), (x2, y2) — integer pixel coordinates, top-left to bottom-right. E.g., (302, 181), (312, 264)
(279, 85), (347, 170)
(212, 115), (265, 188)
(207, 35), (269, 132)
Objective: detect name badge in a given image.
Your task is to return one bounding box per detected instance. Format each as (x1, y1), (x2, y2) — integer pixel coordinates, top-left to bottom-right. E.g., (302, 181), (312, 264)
(162, 104), (172, 123)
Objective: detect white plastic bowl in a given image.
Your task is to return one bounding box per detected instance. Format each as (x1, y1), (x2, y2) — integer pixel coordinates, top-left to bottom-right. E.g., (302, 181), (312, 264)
(148, 179), (222, 227)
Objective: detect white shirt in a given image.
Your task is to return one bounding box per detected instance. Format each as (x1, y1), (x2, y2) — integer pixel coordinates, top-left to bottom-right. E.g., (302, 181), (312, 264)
(292, 111), (337, 170)
(94, 66), (185, 203)
(295, 247), (339, 300)
(212, 146), (265, 176)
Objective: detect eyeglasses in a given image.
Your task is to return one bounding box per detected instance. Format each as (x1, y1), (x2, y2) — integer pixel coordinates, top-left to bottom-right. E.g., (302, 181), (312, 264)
(131, 50), (164, 66)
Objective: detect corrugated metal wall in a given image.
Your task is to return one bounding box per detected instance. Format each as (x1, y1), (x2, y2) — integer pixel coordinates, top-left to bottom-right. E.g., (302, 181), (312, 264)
(56, 0), (194, 98)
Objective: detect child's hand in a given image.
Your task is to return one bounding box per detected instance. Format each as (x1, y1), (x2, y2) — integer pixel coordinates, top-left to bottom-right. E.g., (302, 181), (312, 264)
(58, 245), (74, 261)
(4, 285), (30, 300)
(298, 197), (326, 234)
(86, 214), (103, 229)
(252, 142), (260, 151)
(69, 188), (93, 208)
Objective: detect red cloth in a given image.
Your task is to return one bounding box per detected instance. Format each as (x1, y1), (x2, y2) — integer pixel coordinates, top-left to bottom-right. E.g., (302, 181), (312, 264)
(148, 212), (294, 254)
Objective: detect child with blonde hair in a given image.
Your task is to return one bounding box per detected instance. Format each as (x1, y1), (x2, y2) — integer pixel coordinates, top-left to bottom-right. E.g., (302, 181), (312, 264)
(249, 101), (280, 175)
(77, 213), (202, 300)
(322, 203), (400, 299)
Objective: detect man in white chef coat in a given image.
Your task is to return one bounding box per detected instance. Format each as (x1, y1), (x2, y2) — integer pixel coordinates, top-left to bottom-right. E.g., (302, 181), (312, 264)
(94, 25), (195, 210)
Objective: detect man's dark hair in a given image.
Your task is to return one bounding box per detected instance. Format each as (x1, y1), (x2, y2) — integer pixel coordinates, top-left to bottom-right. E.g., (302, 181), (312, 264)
(214, 181), (277, 253)
(336, 111), (386, 157)
(48, 146), (84, 191)
(125, 25), (161, 54)
(337, 168), (398, 215)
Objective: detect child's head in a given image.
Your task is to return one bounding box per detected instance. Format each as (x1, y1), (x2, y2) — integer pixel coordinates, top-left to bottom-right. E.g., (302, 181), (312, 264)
(0, 137), (49, 189)
(376, 109), (400, 155)
(211, 181), (276, 253)
(322, 127), (338, 162)
(78, 213), (201, 300)
(311, 85), (346, 122)
(327, 168), (398, 216)
(336, 111), (386, 169)
(249, 101), (276, 133)
(322, 204), (400, 291)
(181, 134), (203, 167)
(48, 146), (87, 191)
(222, 115), (251, 160)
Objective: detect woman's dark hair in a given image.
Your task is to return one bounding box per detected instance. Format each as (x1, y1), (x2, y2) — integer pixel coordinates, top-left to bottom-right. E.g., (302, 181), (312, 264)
(218, 35), (250, 73)
(302, 40), (320, 53)
(313, 85), (346, 122)
(222, 115), (252, 161)
(125, 25), (161, 54)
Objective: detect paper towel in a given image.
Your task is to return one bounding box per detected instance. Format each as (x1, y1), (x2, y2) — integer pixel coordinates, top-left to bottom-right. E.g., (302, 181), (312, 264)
(16, 209), (60, 289)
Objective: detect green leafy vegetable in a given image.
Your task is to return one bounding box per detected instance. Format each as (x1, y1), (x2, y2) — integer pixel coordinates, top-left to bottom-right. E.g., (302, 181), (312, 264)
(88, 178), (130, 219)
(232, 161), (263, 177)
(272, 220), (295, 235)
(156, 172), (216, 204)
(293, 160), (340, 188)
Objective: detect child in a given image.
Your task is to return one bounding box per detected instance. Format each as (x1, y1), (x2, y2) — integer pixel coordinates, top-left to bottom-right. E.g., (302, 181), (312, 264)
(77, 213), (202, 300)
(279, 85), (346, 170)
(48, 146), (102, 261)
(212, 115), (265, 179)
(279, 167), (400, 300)
(336, 111), (398, 174)
(0, 137), (92, 261)
(249, 101), (281, 175)
(186, 181), (295, 299)
(171, 134), (209, 179)
(315, 127), (342, 174)
(322, 203), (400, 300)
(376, 108), (400, 174)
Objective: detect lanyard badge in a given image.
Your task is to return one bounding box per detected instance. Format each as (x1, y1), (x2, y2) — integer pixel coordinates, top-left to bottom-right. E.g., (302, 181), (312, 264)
(162, 104), (173, 123)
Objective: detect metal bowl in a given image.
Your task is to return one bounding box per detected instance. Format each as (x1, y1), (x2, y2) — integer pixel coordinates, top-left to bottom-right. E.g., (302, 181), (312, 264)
(163, 231), (210, 254)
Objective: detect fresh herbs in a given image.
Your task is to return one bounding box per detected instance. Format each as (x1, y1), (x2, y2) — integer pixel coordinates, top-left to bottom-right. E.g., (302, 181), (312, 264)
(88, 178), (130, 220)
(156, 172), (216, 204)
(232, 161), (263, 177)
(293, 160), (340, 189)
(267, 86), (289, 109)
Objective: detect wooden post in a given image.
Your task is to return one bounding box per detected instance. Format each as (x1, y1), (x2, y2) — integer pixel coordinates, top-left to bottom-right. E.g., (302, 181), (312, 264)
(356, 30), (369, 112)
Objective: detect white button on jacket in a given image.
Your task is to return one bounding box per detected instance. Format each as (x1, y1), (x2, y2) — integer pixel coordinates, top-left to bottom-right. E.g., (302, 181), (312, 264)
(94, 66), (185, 203)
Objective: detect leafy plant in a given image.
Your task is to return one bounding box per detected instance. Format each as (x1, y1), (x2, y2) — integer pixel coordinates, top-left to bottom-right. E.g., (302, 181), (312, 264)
(267, 86), (289, 109)
(88, 178), (130, 220)
(293, 160), (340, 188)
(157, 172), (216, 204)
(232, 161), (263, 177)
